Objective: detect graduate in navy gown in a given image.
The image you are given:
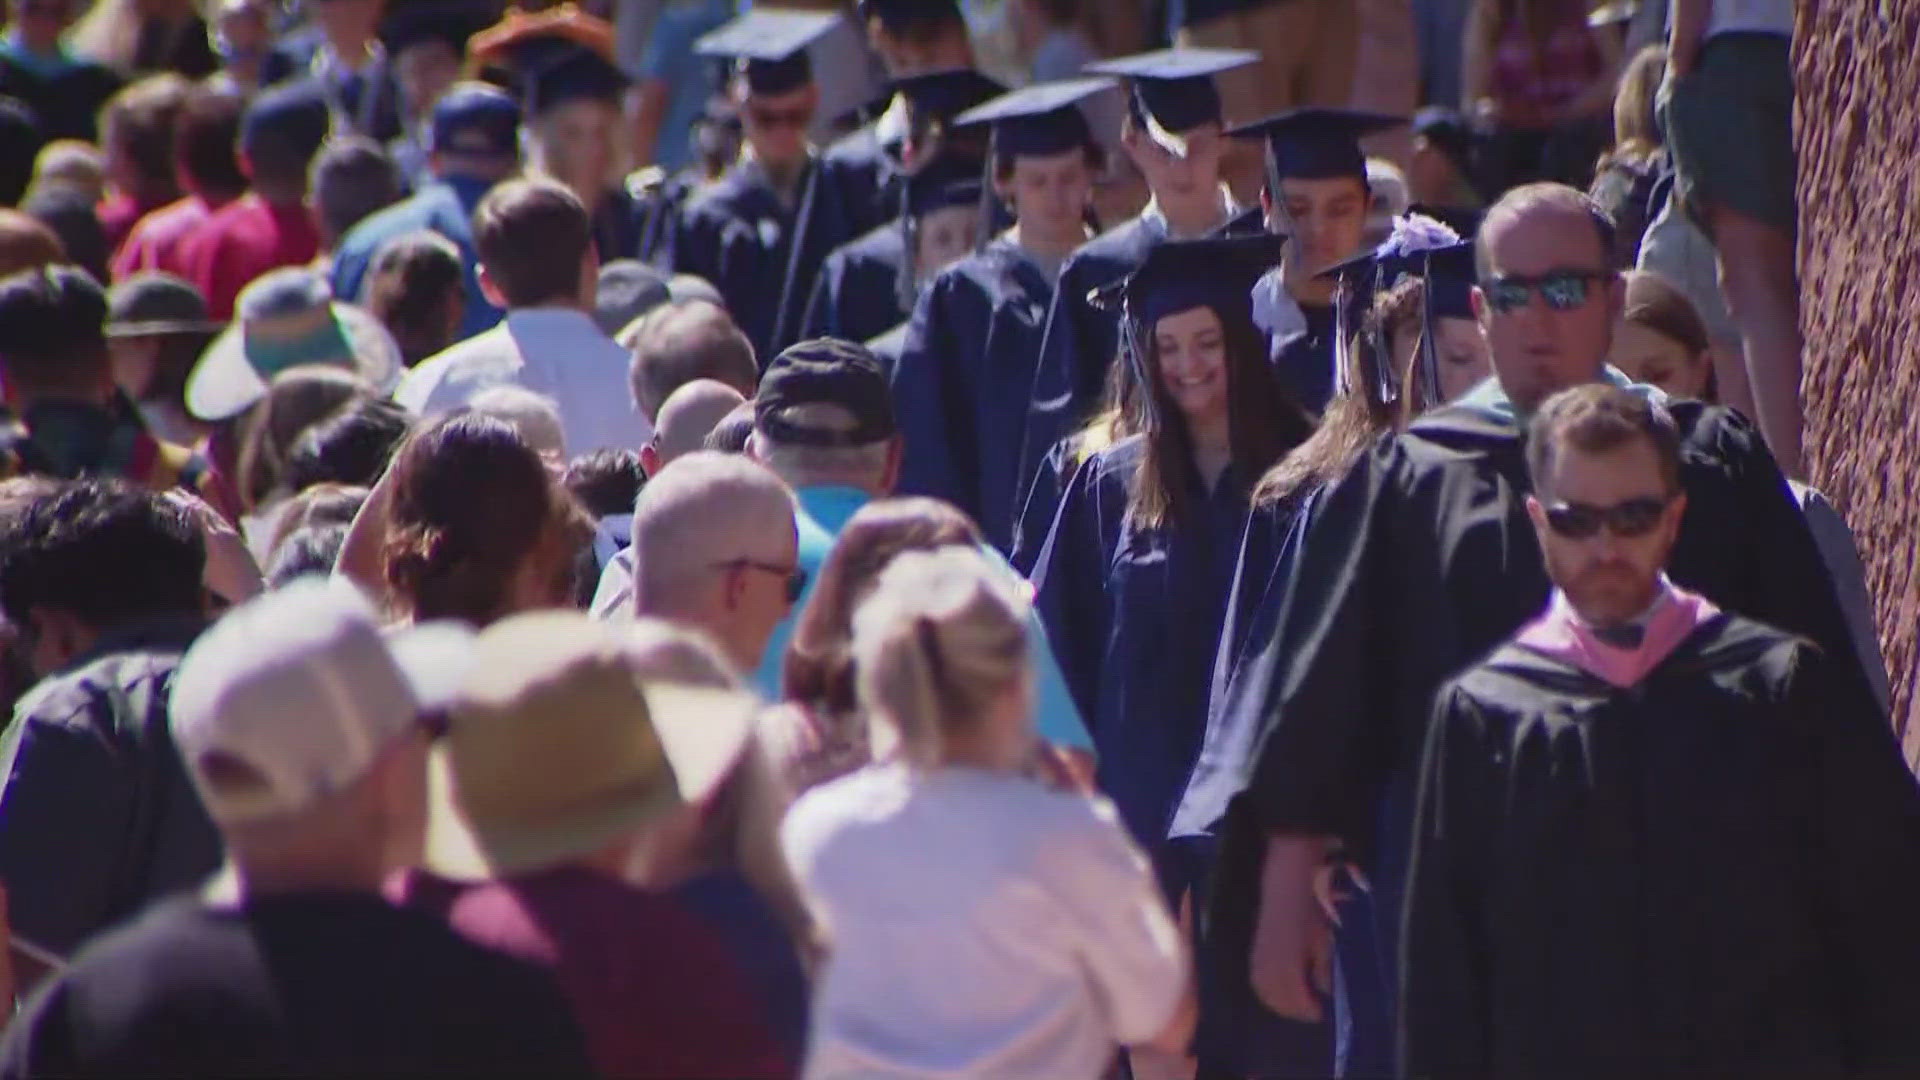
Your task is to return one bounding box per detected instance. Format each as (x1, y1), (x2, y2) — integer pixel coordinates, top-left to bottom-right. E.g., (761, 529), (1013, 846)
(890, 77), (1112, 554)
(1224, 108), (1405, 417)
(676, 10), (866, 360)
(801, 69), (1001, 345)
(1016, 50), (1266, 526)
(1030, 235), (1316, 1077)
(824, 0), (979, 237)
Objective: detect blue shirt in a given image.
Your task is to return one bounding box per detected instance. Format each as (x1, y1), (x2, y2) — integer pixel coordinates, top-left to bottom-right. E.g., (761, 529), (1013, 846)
(754, 485), (1094, 753)
(634, 0), (735, 173)
(329, 175), (502, 343)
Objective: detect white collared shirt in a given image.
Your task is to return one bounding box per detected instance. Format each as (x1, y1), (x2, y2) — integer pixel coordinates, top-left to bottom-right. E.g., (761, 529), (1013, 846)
(394, 307), (653, 456)
(1139, 185), (1241, 241)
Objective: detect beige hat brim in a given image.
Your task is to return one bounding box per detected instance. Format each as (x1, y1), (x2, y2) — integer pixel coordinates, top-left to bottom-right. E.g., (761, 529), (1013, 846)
(423, 683), (760, 880)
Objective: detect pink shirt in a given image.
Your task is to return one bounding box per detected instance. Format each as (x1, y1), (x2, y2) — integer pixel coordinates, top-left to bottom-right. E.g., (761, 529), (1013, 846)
(1515, 579), (1723, 688)
(111, 194), (227, 282)
(177, 193), (320, 319)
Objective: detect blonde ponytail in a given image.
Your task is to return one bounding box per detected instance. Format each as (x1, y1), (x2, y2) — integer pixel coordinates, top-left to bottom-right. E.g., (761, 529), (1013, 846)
(851, 548), (1030, 766)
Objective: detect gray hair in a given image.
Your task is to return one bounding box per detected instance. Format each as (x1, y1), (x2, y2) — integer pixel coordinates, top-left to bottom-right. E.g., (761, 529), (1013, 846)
(632, 451), (796, 613)
(468, 386), (566, 462)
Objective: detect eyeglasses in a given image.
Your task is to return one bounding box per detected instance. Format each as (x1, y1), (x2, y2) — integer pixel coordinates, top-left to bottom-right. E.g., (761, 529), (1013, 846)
(1480, 270), (1610, 314)
(713, 558), (809, 603)
(747, 105), (812, 131)
(1541, 495), (1672, 540)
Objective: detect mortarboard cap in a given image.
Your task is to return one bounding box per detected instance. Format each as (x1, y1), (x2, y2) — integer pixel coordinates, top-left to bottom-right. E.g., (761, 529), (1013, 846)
(894, 68), (1005, 129)
(1100, 232), (1285, 328)
(905, 151), (984, 218)
(1229, 106), (1405, 183)
(520, 44), (630, 114)
(1316, 214), (1468, 405)
(1085, 48), (1253, 156)
(381, 1), (492, 58)
(954, 76), (1113, 159)
(695, 9), (841, 97)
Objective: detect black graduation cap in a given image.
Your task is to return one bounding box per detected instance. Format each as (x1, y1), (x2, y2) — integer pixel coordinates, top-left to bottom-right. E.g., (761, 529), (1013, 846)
(856, 0), (963, 36)
(1316, 214), (1472, 407)
(953, 76), (1113, 159)
(694, 8), (841, 97)
(521, 44), (629, 115)
(380, 1), (492, 59)
(1090, 233), (1285, 423)
(1084, 48), (1254, 155)
(1229, 106), (1405, 183)
(905, 151), (985, 218)
(894, 68), (1005, 129)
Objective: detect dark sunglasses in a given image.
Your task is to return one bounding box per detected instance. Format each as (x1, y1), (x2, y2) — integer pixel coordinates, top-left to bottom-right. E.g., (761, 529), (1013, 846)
(1542, 495), (1672, 540)
(1481, 270), (1609, 314)
(747, 105), (812, 130)
(715, 558), (809, 603)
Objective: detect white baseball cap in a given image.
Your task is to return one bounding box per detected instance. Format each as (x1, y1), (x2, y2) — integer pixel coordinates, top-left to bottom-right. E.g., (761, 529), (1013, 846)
(170, 579), (436, 827)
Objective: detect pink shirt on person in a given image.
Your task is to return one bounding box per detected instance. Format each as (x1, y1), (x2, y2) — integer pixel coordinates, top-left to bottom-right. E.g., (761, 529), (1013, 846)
(112, 194), (227, 282)
(176, 193), (320, 319)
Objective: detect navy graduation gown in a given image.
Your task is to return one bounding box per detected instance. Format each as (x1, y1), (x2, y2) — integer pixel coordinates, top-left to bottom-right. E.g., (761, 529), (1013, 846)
(1273, 301), (1338, 417)
(1406, 616), (1920, 1079)
(820, 119), (900, 240)
(1031, 435), (1249, 872)
(800, 223), (911, 346)
(863, 321), (908, 381)
(1017, 206), (1266, 515)
(1209, 399), (1872, 1024)
(672, 154), (864, 361)
(0, 53), (120, 144)
(891, 237), (1053, 554)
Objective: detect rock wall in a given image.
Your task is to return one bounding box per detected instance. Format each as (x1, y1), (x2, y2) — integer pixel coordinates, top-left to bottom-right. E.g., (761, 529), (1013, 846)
(1794, 0), (1920, 761)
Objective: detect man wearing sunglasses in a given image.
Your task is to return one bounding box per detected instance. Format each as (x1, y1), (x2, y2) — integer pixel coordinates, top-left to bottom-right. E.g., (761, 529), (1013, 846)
(1209, 182), (1870, 1058)
(1400, 383), (1920, 1078)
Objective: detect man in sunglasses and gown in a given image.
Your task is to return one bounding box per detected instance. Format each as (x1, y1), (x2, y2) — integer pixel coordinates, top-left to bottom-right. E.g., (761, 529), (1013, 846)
(1400, 382), (1920, 1077)
(1196, 181), (1880, 1073)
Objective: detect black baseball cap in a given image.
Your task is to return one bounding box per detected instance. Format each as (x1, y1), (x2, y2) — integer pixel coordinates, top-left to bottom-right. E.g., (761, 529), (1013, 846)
(754, 338), (896, 447)
(106, 273), (222, 338)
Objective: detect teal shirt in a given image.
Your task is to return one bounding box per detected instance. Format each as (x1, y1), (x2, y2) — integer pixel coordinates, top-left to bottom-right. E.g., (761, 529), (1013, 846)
(754, 486), (1095, 752)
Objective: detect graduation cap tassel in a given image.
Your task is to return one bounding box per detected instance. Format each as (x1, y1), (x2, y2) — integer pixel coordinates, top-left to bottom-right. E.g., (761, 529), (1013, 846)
(1331, 276), (1353, 400)
(1119, 298), (1157, 430)
(1372, 262), (1399, 408)
(895, 182), (917, 315)
(1416, 251), (1444, 411)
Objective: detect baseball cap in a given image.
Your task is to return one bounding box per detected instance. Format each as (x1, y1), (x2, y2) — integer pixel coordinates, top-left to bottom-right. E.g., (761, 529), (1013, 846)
(105, 273), (222, 338)
(1412, 106), (1474, 171)
(187, 267), (402, 422)
(753, 337), (896, 448)
(170, 579), (443, 828)
(593, 259), (671, 337)
(424, 610), (759, 879)
(429, 81), (522, 161)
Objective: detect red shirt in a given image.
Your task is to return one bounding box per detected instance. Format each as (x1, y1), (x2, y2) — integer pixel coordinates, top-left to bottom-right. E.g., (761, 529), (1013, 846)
(97, 190), (171, 256)
(176, 193), (321, 319)
(391, 866), (794, 1080)
(111, 194), (229, 282)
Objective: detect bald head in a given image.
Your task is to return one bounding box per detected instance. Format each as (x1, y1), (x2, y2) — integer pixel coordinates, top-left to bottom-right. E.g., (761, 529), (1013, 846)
(631, 451), (797, 670)
(625, 298), (758, 424)
(653, 378), (747, 468)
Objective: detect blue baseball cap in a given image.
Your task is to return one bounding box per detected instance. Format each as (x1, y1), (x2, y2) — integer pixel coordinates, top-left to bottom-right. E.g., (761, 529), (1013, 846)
(430, 81), (522, 161)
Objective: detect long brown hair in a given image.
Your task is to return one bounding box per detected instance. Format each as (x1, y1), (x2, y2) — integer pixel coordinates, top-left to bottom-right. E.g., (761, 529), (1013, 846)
(782, 498), (983, 718)
(1131, 301), (1311, 528)
(1597, 45), (1668, 172)
(1255, 278), (1423, 507)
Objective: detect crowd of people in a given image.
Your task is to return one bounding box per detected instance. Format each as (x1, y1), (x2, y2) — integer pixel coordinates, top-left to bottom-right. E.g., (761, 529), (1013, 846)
(0, 0), (1899, 1078)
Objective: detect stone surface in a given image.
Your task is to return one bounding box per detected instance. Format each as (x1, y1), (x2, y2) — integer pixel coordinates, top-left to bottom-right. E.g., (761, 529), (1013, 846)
(1794, 0), (1920, 761)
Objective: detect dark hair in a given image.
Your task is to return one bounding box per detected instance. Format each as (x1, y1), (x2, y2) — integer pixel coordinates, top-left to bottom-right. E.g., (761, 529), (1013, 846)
(262, 481), (369, 564)
(310, 136), (402, 247)
(265, 522), (351, 589)
(363, 230), (464, 367)
(626, 298), (758, 420)
(241, 91), (331, 198)
(283, 397), (413, 494)
(991, 141), (1104, 186)
(473, 178), (591, 309)
(1621, 269), (1711, 361)
(783, 497), (981, 716)
(382, 412), (591, 626)
(0, 480), (205, 631)
(101, 73), (189, 202)
(1525, 384), (1682, 498)
(0, 265), (108, 393)
(174, 83), (248, 200)
(862, 0), (965, 43)
(1131, 300), (1312, 528)
(142, 325), (220, 410)
(562, 447), (645, 519)
(702, 404), (756, 454)
(234, 366), (375, 511)
(23, 189), (109, 285)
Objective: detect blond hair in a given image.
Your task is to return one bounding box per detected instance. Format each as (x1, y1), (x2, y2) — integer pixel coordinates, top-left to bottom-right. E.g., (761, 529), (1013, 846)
(850, 547), (1028, 766)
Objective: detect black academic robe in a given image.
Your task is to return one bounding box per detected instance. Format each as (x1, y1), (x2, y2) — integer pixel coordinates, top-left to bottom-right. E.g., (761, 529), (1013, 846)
(1017, 206), (1265, 515)
(1273, 301), (1338, 417)
(1211, 398), (1870, 1011)
(1404, 615), (1920, 1080)
(892, 237), (1053, 554)
(1033, 436), (1250, 874)
(592, 187), (641, 265)
(800, 223), (910, 345)
(0, 53), (120, 144)
(863, 321), (908, 381)
(672, 155), (864, 361)
(625, 167), (702, 268)
(820, 118), (900, 240)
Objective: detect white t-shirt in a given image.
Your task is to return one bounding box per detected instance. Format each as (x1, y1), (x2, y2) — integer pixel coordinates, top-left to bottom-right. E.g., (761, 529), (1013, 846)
(782, 764), (1186, 1080)
(1708, 0), (1794, 38)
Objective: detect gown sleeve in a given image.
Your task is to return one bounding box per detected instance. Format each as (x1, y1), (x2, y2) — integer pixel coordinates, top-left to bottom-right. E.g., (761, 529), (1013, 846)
(891, 269), (982, 524)
(1018, 260), (1108, 521)
(1398, 682), (1496, 1080)
(800, 252), (841, 341)
(1030, 453), (1114, 734)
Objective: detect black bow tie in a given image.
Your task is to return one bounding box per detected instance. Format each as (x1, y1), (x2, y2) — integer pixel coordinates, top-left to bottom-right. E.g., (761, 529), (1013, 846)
(1592, 622), (1646, 650)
